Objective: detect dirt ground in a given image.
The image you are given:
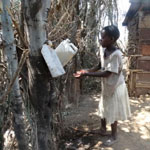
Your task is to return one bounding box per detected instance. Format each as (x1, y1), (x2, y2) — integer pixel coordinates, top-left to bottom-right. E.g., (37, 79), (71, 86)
(59, 94), (150, 150)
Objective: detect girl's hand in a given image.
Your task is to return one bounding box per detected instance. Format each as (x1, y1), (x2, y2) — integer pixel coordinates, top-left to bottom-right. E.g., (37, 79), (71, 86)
(73, 69), (88, 78)
(73, 73), (81, 78)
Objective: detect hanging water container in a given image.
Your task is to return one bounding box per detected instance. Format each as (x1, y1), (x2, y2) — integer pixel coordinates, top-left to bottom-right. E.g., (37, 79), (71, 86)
(55, 39), (78, 66)
(41, 44), (65, 78)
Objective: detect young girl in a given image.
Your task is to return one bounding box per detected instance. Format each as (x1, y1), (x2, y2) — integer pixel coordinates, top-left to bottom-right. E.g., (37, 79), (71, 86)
(74, 25), (131, 146)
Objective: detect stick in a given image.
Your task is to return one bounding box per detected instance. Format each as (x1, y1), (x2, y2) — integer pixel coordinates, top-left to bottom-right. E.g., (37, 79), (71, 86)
(0, 49), (29, 104)
(48, 11), (68, 36)
(6, 7), (28, 48)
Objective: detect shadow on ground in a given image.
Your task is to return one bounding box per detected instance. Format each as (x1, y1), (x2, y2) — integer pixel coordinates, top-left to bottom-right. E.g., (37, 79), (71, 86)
(59, 94), (150, 150)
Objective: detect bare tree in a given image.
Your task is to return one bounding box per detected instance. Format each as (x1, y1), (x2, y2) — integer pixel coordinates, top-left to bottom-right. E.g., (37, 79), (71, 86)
(22, 0), (57, 149)
(1, 0), (29, 149)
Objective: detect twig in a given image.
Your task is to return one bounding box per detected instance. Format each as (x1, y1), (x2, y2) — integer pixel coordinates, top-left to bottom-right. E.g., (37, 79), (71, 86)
(49, 20), (77, 39)
(48, 11), (69, 36)
(0, 49), (29, 104)
(50, 25), (75, 42)
(6, 7), (28, 48)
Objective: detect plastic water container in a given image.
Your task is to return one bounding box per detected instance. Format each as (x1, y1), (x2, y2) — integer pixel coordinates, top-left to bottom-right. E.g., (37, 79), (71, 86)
(55, 39), (78, 66)
(41, 44), (65, 77)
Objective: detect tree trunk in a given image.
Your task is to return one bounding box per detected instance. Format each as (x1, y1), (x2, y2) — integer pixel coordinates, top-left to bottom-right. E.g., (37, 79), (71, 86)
(22, 0), (57, 149)
(85, 0), (98, 52)
(1, 0), (29, 149)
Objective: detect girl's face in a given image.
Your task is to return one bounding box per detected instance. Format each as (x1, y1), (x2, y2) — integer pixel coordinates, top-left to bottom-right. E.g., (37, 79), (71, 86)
(100, 30), (114, 48)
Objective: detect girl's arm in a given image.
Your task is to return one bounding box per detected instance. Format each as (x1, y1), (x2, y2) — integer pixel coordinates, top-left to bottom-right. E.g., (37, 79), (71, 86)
(83, 70), (111, 78)
(73, 62), (101, 78)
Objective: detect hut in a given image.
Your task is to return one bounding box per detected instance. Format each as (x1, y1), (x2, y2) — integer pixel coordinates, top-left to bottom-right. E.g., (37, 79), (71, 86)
(123, 0), (150, 96)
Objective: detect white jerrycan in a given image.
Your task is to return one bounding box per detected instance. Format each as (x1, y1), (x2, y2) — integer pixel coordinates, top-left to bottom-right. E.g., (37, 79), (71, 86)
(41, 44), (65, 78)
(55, 39), (78, 66)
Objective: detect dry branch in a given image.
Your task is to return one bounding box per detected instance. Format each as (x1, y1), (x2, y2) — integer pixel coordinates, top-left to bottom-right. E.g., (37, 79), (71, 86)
(0, 49), (29, 104)
(6, 7), (28, 48)
(48, 11), (69, 37)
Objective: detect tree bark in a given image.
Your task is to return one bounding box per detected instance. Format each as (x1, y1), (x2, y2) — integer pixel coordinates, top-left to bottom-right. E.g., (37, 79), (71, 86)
(22, 0), (57, 149)
(85, 0), (98, 52)
(1, 0), (29, 149)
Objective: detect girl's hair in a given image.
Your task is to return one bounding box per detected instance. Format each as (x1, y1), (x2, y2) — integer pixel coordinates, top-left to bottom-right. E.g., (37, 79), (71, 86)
(102, 25), (120, 41)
